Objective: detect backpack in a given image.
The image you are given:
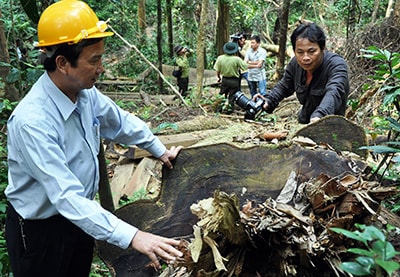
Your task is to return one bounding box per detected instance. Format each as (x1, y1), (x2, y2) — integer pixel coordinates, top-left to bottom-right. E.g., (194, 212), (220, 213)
(172, 66), (182, 78)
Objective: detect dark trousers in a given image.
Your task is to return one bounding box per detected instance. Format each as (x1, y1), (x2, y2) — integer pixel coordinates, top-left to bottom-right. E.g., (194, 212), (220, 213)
(221, 77), (240, 111)
(177, 77), (189, 96)
(5, 204), (95, 277)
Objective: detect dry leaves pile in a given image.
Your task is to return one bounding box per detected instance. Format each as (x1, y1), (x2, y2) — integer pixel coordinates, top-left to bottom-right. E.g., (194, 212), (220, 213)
(160, 171), (398, 277)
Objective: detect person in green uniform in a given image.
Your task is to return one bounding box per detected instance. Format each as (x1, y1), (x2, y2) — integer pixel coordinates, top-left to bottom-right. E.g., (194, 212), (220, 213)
(174, 45), (193, 97)
(214, 42), (249, 113)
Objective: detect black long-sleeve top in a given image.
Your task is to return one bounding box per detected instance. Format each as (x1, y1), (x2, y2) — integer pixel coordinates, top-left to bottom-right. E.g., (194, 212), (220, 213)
(265, 51), (349, 124)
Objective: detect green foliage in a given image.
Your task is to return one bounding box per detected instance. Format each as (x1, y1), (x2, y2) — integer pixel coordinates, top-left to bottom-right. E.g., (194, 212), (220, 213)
(358, 47), (400, 184)
(348, 98), (360, 111)
(229, 0), (267, 33)
(85, 0), (137, 54)
(330, 224), (400, 276)
(7, 63), (44, 96)
(137, 106), (153, 121)
(1, 1), (37, 39)
(360, 46), (400, 106)
(118, 188), (150, 206)
(1, 0), (44, 97)
(0, 231), (10, 276)
(114, 100), (138, 111)
(90, 255), (112, 277)
(114, 100), (180, 135)
(385, 193), (400, 215)
(151, 122), (179, 134)
(0, 99), (17, 276)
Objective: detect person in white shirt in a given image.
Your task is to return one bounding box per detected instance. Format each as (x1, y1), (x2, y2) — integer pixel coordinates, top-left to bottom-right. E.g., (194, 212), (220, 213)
(245, 35), (268, 97)
(5, 1), (183, 276)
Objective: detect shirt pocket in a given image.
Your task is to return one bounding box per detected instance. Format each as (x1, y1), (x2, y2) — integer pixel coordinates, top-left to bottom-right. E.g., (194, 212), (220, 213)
(91, 118), (100, 154)
(309, 89), (325, 109)
(309, 89), (325, 104)
(310, 89), (325, 97)
(296, 86), (307, 104)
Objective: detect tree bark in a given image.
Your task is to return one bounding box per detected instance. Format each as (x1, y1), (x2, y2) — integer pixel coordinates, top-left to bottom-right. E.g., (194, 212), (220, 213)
(394, 0), (400, 17)
(97, 142), (368, 276)
(274, 0), (290, 80)
(371, 0), (380, 22)
(215, 0), (230, 56)
(386, 0), (394, 17)
(138, 0), (146, 32)
(166, 0), (174, 57)
(156, 0), (164, 92)
(194, 0), (209, 106)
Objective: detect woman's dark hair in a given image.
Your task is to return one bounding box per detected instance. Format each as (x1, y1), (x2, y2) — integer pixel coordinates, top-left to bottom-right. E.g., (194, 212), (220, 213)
(290, 22), (326, 51)
(40, 38), (103, 72)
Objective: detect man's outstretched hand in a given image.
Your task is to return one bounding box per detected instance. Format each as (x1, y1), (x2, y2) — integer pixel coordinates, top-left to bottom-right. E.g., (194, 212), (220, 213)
(158, 145), (183, 169)
(131, 230), (183, 269)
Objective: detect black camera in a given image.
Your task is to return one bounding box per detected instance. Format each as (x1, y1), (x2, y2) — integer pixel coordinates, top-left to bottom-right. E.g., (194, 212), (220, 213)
(230, 34), (242, 43)
(234, 91), (265, 120)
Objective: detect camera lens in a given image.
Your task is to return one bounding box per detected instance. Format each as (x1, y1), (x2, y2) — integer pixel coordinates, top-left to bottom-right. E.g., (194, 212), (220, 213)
(234, 91), (251, 109)
(233, 91), (264, 120)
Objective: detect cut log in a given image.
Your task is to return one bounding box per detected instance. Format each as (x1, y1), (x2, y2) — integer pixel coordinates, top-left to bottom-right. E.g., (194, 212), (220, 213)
(96, 142), (367, 276)
(109, 158), (163, 208)
(109, 162), (136, 208)
(130, 133), (201, 159)
(100, 92), (177, 105)
(123, 157), (161, 199)
(294, 115), (368, 158)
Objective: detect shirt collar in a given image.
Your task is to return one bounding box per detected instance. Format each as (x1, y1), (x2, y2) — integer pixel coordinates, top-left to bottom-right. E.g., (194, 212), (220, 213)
(43, 72), (80, 121)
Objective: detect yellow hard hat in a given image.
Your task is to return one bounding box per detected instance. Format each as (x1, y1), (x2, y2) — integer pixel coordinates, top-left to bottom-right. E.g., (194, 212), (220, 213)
(36, 0), (113, 47)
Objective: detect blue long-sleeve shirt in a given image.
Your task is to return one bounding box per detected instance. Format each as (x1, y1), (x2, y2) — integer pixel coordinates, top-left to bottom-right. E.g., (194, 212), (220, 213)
(5, 72), (166, 249)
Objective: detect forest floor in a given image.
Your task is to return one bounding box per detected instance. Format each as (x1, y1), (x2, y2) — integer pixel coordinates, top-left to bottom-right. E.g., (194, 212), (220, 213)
(96, 17), (400, 274)
(94, 17), (400, 276)
(97, 77), (400, 276)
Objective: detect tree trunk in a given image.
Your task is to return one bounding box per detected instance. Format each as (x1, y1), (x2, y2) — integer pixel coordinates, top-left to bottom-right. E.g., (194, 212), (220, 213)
(394, 0), (400, 17)
(215, 0), (230, 56)
(371, 0), (380, 22)
(184, 0), (195, 40)
(0, 9), (19, 100)
(274, 0), (290, 81)
(156, 0), (164, 92)
(346, 0), (361, 39)
(194, 0), (209, 106)
(166, 0), (174, 57)
(386, 0), (394, 17)
(138, 0), (146, 32)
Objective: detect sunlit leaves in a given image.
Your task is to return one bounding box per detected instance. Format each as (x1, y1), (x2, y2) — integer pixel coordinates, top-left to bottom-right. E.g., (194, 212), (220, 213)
(330, 224), (400, 276)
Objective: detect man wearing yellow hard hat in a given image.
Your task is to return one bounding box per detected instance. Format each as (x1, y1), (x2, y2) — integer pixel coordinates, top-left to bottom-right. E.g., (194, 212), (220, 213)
(4, 1), (183, 276)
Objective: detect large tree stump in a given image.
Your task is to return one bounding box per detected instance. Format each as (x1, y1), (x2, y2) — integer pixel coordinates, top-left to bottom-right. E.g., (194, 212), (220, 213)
(294, 115), (368, 158)
(96, 143), (366, 276)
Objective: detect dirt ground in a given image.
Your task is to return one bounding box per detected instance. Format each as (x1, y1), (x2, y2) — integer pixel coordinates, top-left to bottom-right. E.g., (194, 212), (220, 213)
(147, 94), (312, 149)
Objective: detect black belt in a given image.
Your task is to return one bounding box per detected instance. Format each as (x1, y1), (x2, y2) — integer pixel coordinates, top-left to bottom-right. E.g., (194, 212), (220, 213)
(222, 76), (239, 79)
(7, 203), (65, 223)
